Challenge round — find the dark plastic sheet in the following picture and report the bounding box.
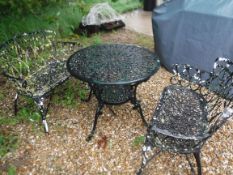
[152,0,233,72]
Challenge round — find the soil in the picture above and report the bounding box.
[0,29,233,175]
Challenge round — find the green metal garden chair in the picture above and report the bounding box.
[137,57,233,175]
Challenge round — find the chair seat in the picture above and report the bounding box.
[150,85,210,153]
[17,60,70,98]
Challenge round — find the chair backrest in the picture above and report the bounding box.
[0,30,56,82]
[171,58,233,137]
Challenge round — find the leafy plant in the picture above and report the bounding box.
[7,164,17,175]
[17,108,41,123]
[132,135,145,147]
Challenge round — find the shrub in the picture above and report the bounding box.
[0,0,63,16]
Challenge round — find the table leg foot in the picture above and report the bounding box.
[86,133,94,142]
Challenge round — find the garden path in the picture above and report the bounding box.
[122,9,153,36]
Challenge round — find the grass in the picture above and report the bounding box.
[0,0,142,43]
[111,0,142,13]
[52,79,89,108]
[81,0,142,13]
[0,134,18,158]
[132,135,145,147]
[0,98,41,127]
[7,165,17,175]
[0,3,83,42]
[0,116,19,126]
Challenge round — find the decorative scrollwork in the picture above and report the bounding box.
[170,58,233,134]
[67,44,160,84]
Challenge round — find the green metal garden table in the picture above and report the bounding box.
[67,44,160,141]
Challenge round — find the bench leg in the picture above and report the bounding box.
[35,96,52,133]
[14,93,18,116]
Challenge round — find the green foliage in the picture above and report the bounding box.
[17,108,41,123]
[0,0,141,43]
[79,0,141,13]
[0,116,19,126]
[0,4,83,42]
[52,80,88,108]
[0,134,18,158]
[0,98,41,126]
[0,0,63,16]
[7,165,17,175]
[132,135,145,147]
[0,92,5,101]
[110,0,142,13]
[92,34,103,45]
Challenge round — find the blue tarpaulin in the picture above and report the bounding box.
[152,0,233,72]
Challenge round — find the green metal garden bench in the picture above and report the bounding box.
[0,30,79,132]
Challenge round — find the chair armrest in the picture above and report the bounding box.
[2,70,27,88]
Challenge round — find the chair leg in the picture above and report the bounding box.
[14,93,18,116]
[137,148,148,175]
[137,146,162,175]
[133,100,148,127]
[35,97,49,133]
[86,102,104,141]
[193,152,202,175]
[185,155,195,175]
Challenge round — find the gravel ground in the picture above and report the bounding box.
[0,29,233,175]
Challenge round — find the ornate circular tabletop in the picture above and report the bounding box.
[67,44,160,85]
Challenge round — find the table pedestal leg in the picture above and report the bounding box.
[86,102,104,141]
[131,86,148,127]
[132,100,148,127]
